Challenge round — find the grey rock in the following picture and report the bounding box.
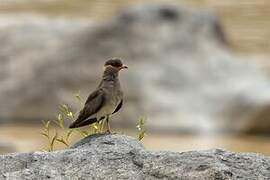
[0,4,270,133]
[0,134,270,180]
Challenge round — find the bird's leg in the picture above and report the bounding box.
[100,119,106,133]
[105,115,111,134]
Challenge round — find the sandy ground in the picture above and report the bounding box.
[0,124,270,155]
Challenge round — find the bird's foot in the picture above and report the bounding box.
[105,131,118,135]
[105,129,118,134]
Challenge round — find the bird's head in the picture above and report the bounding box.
[104,58,128,72]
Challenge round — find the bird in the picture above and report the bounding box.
[69,58,128,133]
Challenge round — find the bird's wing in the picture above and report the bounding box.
[112,99,123,114]
[85,88,104,105]
[69,117,104,129]
[69,89,105,128]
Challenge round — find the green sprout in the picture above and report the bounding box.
[41,90,147,151]
[41,120,58,152]
[136,117,147,141]
[41,90,107,151]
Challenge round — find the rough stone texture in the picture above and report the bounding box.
[0,134,269,180]
[1,4,270,133]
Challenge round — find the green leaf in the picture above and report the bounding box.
[136,117,147,141]
[59,104,69,115]
[138,130,146,141]
[57,113,64,129]
[59,104,75,121]
[93,123,98,130]
[67,111,74,118]
[78,130,89,137]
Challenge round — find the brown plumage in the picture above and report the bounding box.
[69,58,127,132]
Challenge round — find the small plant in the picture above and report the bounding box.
[41,91,147,151]
[41,91,103,151]
[136,117,147,141]
[41,120,57,152]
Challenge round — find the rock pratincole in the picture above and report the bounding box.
[69,58,128,133]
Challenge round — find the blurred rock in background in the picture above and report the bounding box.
[1,3,270,135]
[0,141,16,154]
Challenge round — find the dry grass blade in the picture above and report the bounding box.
[73,90,83,107]
[49,132,58,151]
[56,137,69,147]
[41,132,49,139]
[65,129,73,142]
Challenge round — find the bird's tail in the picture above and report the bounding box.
[69,116,104,129]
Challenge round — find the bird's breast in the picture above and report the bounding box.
[97,89,122,118]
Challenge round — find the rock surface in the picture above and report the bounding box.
[1,4,270,133]
[0,134,269,180]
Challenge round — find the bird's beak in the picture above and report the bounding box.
[120,65,128,70]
